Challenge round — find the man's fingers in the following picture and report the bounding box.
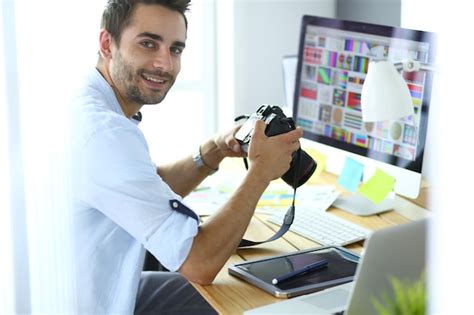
[227,138,242,153]
[252,120,266,137]
[275,127,303,144]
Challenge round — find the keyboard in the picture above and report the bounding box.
[269,206,372,246]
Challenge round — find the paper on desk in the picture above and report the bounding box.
[188,177,303,216]
[337,157,364,192]
[184,187,225,216]
[297,185,340,212]
[185,167,341,216]
[257,184,295,208]
[186,187,294,216]
[184,171,243,216]
[255,184,340,214]
[358,168,395,204]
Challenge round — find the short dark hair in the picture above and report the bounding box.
[101,0,191,45]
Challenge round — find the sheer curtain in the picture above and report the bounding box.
[0,0,110,313]
[402,0,474,313]
[424,2,474,314]
[0,3,15,313]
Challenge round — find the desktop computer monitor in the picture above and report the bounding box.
[292,15,436,214]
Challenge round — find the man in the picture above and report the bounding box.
[72,0,303,313]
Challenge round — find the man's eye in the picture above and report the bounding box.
[141,41,155,49]
[171,47,183,55]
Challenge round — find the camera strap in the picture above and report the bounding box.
[238,191,296,248]
[237,149,301,248]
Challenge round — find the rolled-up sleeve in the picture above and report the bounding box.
[79,118,199,271]
[145,210,198,271]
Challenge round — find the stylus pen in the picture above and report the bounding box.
[272,259,329,285]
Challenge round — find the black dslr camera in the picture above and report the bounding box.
[235,105,317,188]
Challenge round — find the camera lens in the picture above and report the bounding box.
[281,149,317,188]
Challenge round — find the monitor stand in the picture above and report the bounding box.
[333,193,431,219]
[333,193,394,216]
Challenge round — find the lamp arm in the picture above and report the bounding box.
[393,59,436,72]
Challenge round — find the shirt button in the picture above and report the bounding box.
[172,201,179,209]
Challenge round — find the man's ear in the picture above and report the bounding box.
[99,29,114,60]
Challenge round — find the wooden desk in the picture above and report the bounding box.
[191,170,429,314]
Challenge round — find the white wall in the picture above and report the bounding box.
[232,0,336,117]
[336,0,401,26]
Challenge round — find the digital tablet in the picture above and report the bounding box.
[228,246,360,298]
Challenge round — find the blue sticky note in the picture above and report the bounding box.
[337,157,364,192]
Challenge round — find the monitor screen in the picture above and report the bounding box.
[292,15,436,199]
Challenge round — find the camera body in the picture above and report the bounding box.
[235,105,317,188]
[235,105,294,152]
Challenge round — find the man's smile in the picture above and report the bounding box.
[140,73,170,90]
[142,74,165,83]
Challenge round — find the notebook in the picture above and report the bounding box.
[244,219,427,314]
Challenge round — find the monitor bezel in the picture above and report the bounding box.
[292,15,437,174]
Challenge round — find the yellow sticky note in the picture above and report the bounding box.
[358,168,395,204]
[304,148,327,184]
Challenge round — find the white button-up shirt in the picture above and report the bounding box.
[72,69,199,314]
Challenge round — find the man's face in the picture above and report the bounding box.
[108,4,186,106]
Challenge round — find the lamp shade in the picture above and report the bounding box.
[361,60,414,122]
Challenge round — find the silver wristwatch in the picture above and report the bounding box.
[193,147,218,175]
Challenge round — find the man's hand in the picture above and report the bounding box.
[198,124,247,170]
[159,124,247,196]
[247,120,303,182]
[213,124,247,159]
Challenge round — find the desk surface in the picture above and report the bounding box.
[191,169,430,314]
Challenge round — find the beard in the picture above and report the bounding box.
[111,50,175,105]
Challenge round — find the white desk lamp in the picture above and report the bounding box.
[361,58,435,122]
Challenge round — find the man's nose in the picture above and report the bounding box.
[152,48,173,72]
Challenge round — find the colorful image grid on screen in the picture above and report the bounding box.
[296,26,430,162]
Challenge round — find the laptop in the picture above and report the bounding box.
[244,219,427,314]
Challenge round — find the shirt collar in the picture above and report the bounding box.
[92,68,138,122]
